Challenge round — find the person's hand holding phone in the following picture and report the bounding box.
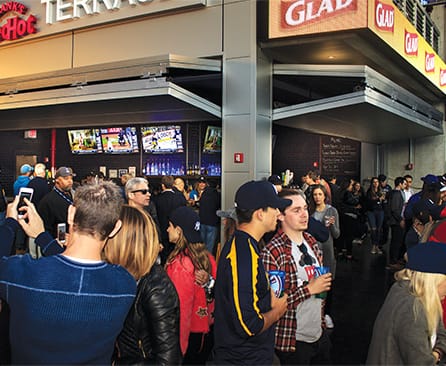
[6,195,20,220]
[17,198,45,239]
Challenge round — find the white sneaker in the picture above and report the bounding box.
[325,314,334,329]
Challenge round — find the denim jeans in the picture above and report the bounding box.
[366,209,384,245]
[200,224,218,253]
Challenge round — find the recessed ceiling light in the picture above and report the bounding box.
[328,55,335,59]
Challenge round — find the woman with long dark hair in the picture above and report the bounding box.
[165,206,217,365]
[365,177,385,255]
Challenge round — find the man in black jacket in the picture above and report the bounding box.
[388,176,407,269]
[198,177,220,253]
[154,175,187,263]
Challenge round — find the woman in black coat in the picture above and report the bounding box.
[105,205,181,365]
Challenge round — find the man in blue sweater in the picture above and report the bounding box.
[0,182,136,364]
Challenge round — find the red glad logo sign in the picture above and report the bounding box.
[374,0,394,33]
[440,69,446,87]
[404,30,418,56]
[280,0,357,28]
[425,52,435,73]
[0,1,37,43]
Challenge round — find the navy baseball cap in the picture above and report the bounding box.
[234,180,292,210]
[407,242,446,274]
[421,174,439,185]
[169,206,202,243]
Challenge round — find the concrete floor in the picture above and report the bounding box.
[330,237,395,365]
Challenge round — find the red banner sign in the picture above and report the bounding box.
[425,51,435,73]
[404,30,418,56]
[374,0,394,33]
[280,0,357,28]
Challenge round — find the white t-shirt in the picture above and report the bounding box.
[291,238,323,343]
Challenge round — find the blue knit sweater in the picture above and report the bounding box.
[0,219,136,364]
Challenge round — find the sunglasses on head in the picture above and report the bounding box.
[298,243,315,267]
[131,189,150,195]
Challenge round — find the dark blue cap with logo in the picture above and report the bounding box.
[169,206,202,243]
[234,180,292,210]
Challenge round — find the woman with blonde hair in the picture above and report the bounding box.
[367,242,446,365]
[165,206,217,365]
[105,205,181,365]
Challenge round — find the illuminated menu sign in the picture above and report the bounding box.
[0,1,38,43]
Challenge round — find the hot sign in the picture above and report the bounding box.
[0,1,38,43]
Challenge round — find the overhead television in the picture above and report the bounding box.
[67,129,102,154]
[100,127,139,154]
[141,125,184,153]
[203,126,222,153]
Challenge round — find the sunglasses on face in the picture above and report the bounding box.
[131,189,150,195]
[298,243,315,267]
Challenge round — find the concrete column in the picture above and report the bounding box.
[221,0,273,209]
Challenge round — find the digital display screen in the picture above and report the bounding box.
[141,125,184,153]
[100,127,139,154]
[67,129,102,154]
[203,126,222,153]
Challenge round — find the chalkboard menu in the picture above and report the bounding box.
[321,136,360,178]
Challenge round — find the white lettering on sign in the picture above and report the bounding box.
[440,69,446,87]
[41,0,153,24]
[374,0,393,32]
[404,30,418,56]
[282,0,356,27]
[425,52,435,73]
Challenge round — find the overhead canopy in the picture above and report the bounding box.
[272,65,443,144]
[0,54,222,130]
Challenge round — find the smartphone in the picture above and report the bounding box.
[17,187,34,218]
[57,223,66,244]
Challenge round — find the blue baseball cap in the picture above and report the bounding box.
[20,164,33,174]
[170,206,202,243]
[421,174,439,185]
[234,180,292,210]
[407,242,446,274]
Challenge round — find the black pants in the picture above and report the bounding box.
[183,330,213,365]
[275,330,331,365]
[339,214,357,256]
[390,224,405,264]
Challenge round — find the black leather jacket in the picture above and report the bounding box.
[114,264,181,365]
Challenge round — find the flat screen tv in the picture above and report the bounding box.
[141,125,184,153]
[67,129,102,154]
[203,126,222,153]
[100,127,139,154]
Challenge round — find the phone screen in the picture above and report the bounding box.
[17,191,33,216]
[57,223,66,243]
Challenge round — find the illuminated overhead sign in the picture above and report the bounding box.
[0,1,38,43]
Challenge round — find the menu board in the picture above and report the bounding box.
[321,136,360,177]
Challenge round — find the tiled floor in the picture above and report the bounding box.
[330,237,395,365]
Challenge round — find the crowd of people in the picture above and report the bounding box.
[0,163,446,364]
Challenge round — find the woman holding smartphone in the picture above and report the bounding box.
[309,183,340,329]
[105,205,181,365]
[165,206,217,365]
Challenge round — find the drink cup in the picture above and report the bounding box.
[314,266,330,299]
[268,270,286,298]
[324,215,331,227]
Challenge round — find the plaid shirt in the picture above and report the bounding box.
[261,229,325,352]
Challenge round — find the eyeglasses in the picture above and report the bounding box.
[298,243,315,267]
[131,189,150,195]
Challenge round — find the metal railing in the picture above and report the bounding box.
[393,0,440,52]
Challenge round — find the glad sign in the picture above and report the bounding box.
[374,0,394,32]
[440,69,446,87]
[281,0,357,28]
[0,1,37,43]
[404,30,418,56]
[425,52,435,73]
